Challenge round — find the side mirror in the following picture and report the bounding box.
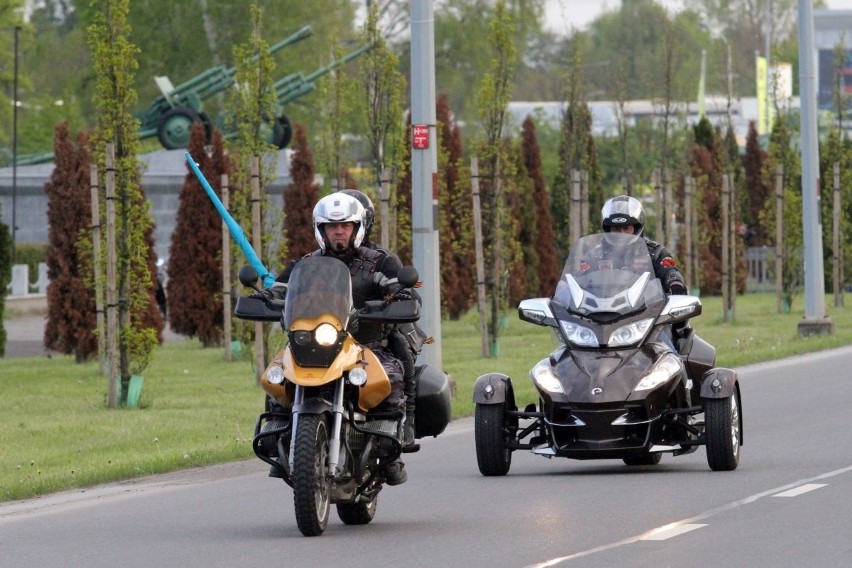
[238,265,260,288]
[398,266,419,288]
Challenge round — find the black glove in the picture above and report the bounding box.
[250,289,274,300]
[392,288,416,302]
[669,282,687,295]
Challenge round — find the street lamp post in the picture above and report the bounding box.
[11,25,20,263]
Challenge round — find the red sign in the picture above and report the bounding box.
[412,124,429,149]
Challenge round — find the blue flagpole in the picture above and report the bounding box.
[184,152,275,288]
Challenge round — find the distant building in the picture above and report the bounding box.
[814,9,852,113]
[507,96,782,147]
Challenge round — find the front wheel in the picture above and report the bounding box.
[336,496,378,525]
[292,414,332,536]
[474,403,512,476]
[704,392,741,471]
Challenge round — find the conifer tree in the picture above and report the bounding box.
[168,123,226,346]
[283,123,320,263]
[395,117,414,266]
[0,214,10,357]
[437,94,474,319]
[743,121,770,246]
[690,117,725,294]
[506,139,532,307]
[44,122,97,361]
[521,116,559,296]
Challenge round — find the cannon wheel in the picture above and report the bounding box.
[274,114,294,149]
[157,106,201,150]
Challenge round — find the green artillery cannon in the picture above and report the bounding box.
[234,41,376,150]
[136,25,313,150]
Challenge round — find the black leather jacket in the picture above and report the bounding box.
[276,246,405,345]
[645,237,687,295]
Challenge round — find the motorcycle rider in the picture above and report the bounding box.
[267,192,413,485]
[340,189,421,453]
[600,195,689,350]
[600,195,687,296]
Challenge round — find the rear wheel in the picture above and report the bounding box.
[474,403,512,476]
[292,414,331,536]
[623,453,662,466]
[336,496,378,525]
[705,392,741,471]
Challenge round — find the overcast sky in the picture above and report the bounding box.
[542,0,852,35]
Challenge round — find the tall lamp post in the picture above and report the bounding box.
[11,24,20,263]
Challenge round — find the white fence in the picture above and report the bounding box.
[6,263,48,297]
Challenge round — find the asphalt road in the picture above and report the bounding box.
[2,315,182,358]
[3,346,852,567]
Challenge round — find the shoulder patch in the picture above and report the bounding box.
[661,257,677,268]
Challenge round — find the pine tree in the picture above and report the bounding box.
[506,139,532,307]
[283,123,320,263]
[437,94,474,319]
[0,210,10,357]
[690,117,725,295]
[44,122,97,361]
[395,117,413,266]
[521,116,559,296]
[743,121,769,246]
[167,123,226,346]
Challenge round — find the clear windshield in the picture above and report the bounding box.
[553,233,665,317]
[283,256,352,329]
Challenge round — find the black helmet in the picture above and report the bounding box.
[340,189,375,240]
[601,195,645,237]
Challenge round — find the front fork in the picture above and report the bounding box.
[288,380,347,478]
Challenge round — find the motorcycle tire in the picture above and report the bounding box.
[704,393,741,471]
[474,403,512,476]
[292,414,332,536]
[336,497,378,525]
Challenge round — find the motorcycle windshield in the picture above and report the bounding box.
[283,256,352,329]
[553,233,665,317]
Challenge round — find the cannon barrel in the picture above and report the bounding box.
[274,42,375,105]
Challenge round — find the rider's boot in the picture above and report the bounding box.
[383,458,408,486]
[401,357,420,453]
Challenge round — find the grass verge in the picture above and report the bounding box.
[1,292,849,501]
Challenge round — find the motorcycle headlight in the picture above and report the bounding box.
[559,321,599,347]
[314,323,339,346]
[634,353,683,392]
[531,359,564,394]
[266,365,285,385]
[348,367,368,386]
[608,318,653,347]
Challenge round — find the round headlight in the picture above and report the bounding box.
[292,330,311,346]
[266,366,285,385]
[314,323,339,346]
[349,367,368,386]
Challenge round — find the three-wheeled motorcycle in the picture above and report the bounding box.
[473,233,742,475]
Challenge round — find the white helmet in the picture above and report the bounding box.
[312,193,366,253]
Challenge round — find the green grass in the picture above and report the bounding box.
[2,292,851,502]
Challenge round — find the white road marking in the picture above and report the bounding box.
[772,483,827,497]
[639,523,706,541]
[525,463,852,567]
